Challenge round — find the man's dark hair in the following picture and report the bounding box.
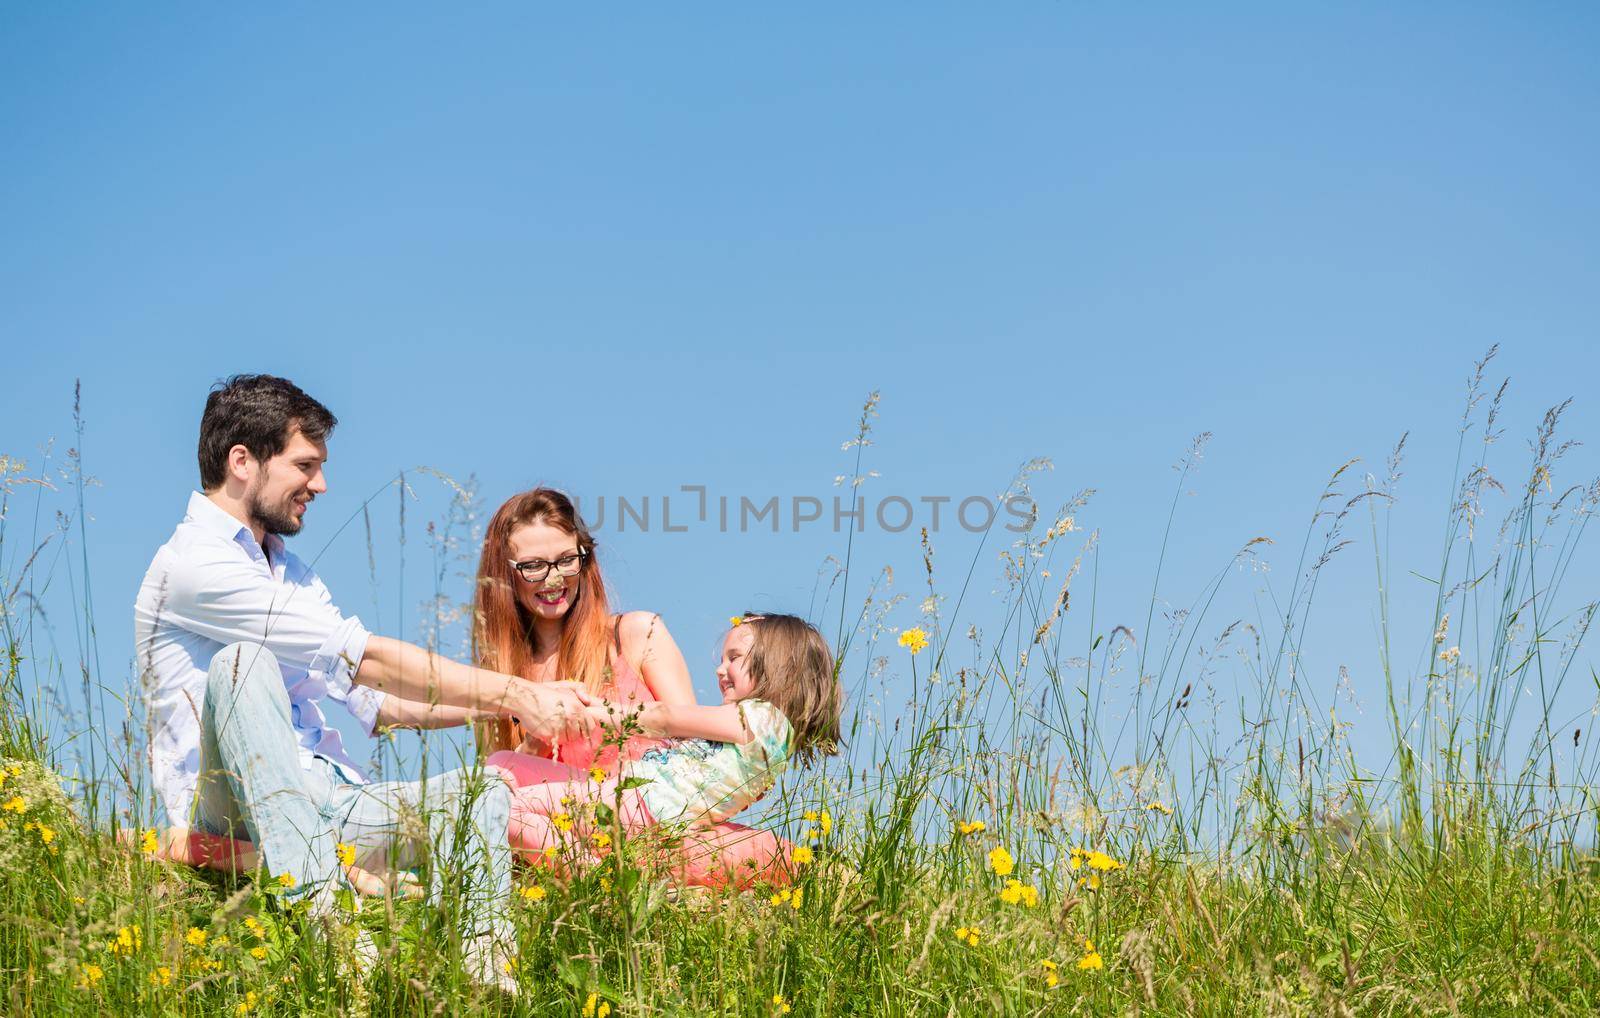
[198,375,338,490]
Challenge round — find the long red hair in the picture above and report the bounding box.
[474,488,615,754]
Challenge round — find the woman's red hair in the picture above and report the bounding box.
[474,488,615,754]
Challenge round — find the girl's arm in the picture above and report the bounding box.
[585,699,751,744]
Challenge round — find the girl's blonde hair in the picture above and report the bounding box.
[736,613,842,765]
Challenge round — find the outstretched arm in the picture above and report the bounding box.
[357,635,591,744]
[584,697,752,745]
[373,693,485,730]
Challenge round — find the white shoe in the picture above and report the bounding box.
[462,933,520,996]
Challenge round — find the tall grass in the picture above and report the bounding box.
[2,349,1599,1015]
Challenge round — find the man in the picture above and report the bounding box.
[133,374,585,990]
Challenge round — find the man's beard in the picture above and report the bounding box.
[247,484,307,537]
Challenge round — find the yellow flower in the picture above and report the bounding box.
[803,810,818,823]
[593,832,612,851]
[818,811,832,836]
[1146,802,1173,816]
[957,820,986,835]
[582,992,601,1017]
[1077,872,1103,891]
[1086,850,1123,872]
[24,821,54,844]
[730,616,744,627]
[953,925,981,947]
[789,887,803,909]
[185,927,207,948]
[1021,885,1038,908]
[897,627,929,654]
[999,880,1023,905]
[769,889,790,906]
[78,962,105,988]
[236,990,260,1014]
[110,925,142,956]
[335,842,356,867]
[552,812,575,833]
[791,846,814,866]
[805,827,821,842]
[520,884,547,902]
[250,946,267,960]
[2,795,25,813]
[589,766,607,783]
[140,828,161,854]
[150,966,173,987]
[772,993,792,1014]
[1077,942,1104,971]
[597,1004,611,1018]
[987,846,1014,877]
[1040,958,1059,986]
[276,873,296,889]
[244,916,266,938]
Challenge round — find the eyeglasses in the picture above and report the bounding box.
[508,549,587,584]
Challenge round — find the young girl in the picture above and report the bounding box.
[488,613,841,847]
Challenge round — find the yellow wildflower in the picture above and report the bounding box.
[335,842,356,867]
[987,846,1014,877]
[185,927,207,948]
[276,873,296,889]
[582,992,603,1017]
[772,993,792,1014]
[791,846,814,866]
[2,795,25,813]
[818,811,832,836]
[1146,802,1173,816]
[1086,850,1123,872]
[999,880,1023,905]
[245,916,266,938]
[897,627,929,655]
[236,990,259,1014]
[789,887,803,909]
[1040,958,1059,987]
[24,820,54,844]
[953,925,981,947]
[957,820,986,835]
[730,616,744,627]
[805,827,821,842]
[1077,872,1103,891]
[78,962,105,988]
[150,966,173,987]
[552,812,575,833]
[110,925,142,956]
[589,766,607,783]
[140,828,161,854]
[543,845,559,860]
[593,832,612,851]
[520,884,547,902]
[803,810,818,823]
[250,946,267,960]
[769,889,790,906]
[1077,939,1104,971]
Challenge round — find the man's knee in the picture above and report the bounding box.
[206,643,284,706]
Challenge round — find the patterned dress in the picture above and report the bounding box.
[625,699,793,826]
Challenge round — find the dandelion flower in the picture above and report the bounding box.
[769,889,791,906]
[552,812,575,833]
[520,884,547,903]
[772,993,792,1013]
[819,811,832,836]
[953,925,982,947]
[276,873,296,889]
[1040,958,1059,987]
[2,796,24,814]
[78,962,105,988]
[791,846,814,866]
[789,887,803,909]
[335,842,356,867]
[1077,872,1103,891]
[958,820,986,835]
[999,880,1023,905]
[897,628,929,655]
[987,846,1014,877]
[236,990,259,1014]
[250,946,267,960]
[543,845,559,860]
[185,927,207,948]
[803,810,818,823]
[1086,850,1123,872]
[1146,802,1173,816]
[140,829,161,854]
[245,917,266,938]
[589,766,607,783]
[592,831,612,851]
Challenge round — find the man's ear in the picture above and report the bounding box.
[226,444,255,485]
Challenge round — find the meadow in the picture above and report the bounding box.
[2,352,1598,1016]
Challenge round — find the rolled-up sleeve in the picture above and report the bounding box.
[309,615,384,734]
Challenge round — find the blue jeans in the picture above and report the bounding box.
[194,642,512,940]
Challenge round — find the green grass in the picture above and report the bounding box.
[2,352,1599,1015]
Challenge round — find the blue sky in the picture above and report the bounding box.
[2,5,1598,786]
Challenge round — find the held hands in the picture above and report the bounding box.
[501,678,593,745]
[571,687,644,733]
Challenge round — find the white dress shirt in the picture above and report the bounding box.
[134,492,386,824]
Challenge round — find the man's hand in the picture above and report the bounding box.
[500,678,592,745]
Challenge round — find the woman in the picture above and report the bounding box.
[475,487,795,889]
